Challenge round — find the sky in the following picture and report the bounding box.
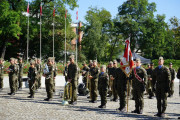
[69,0,180,24]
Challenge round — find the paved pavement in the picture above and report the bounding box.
[0,79,180,120]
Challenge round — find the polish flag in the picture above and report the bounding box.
[27,2,29,14]
[65,9,67,18]
[76,8,78,20]
[53,7,55,17]
[40,3,42,16]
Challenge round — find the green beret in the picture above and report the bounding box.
[69,55,75,59]
[159,56,163,60]
[30,60,35,65]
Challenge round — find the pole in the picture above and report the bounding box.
[53,17,54,58]
[76,23,78,64]
[65,13,66,65]
[27,11,29,63]
[126,77,130,112]
[40,2,42,60]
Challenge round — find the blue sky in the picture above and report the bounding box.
[69,0,180,24]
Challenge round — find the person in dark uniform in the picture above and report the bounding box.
[81,62,89,88]
[36,58,42,89]
[98,65,109,108]
[18,57,24,90]
[146,62,154,99]
[107,61,113,97]
[131,58,147,114]
[152,57,171,117]
[27,60,38,98]
[115,62,128,112]
[8,58,17,95]
[67,55,78,105]
[168,62,176,97]
[63,61,70,82]
[89,60,99,103]
[0,58,4,91]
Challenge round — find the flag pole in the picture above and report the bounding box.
[27,2,29,63]
[65,9,67,65]
[76,8,78,64]
[40,2,42,60]
[53,9,55,58]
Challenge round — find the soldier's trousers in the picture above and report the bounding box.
[29,80,36,96]
[112,80,118,100]
[117,87,127,109]
[90,79,98,101]
[9,76,16,93]
[108,79,113,96]
[53,78,55,92]
[133,88,144,110]
[146,80,154,97]
[70,80,77,102]
[0,77,3,89]
[99,88,107,105]
[168,81,174,96]
[18,76,22,88]
[45,78,53,99]
[15,76,18,91]
[156,87,167,113]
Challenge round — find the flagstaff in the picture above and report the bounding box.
[27,2,29,63]
[53,7,55,58]
[40,2,42,60]
[65,9,67,65]
[76,8,78,64]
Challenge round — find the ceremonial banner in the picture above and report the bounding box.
[76,8,78,20]
[53,7,55,16]
[27,2,29,14]
[120,37,134,77]
[40,3,42,16]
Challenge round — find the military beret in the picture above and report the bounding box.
[101,65,106,69]
[82,61,86,65]
[93,60,97,63]
[89,60,92,63]
[10,58,15,61]
[150,62,154,66]
[19,57,23,60]
[0,58,4,61]
[159,56,163,60]
[136,58,141,62]
[113,60,117,64]
[37,58,41,60]
[169,62,173,65]
[109,61,113,64]
[69,55,75,59]
[30,60,35,65]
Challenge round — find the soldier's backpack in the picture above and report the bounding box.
[78,83,89,96]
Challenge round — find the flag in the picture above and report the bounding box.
[53,7,55,17]
[27,2,29,14]
[120,37,134,77]
[40,3,42,16]
[76,8,78,20]
[65,9,67,18]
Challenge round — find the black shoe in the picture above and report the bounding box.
[131,109,139,113]
[44,98,52,101]
[71,101,77,105]
[87,96,90,98]
[137,109,143,114]
[168,94,171,97]
[120,107,126,112]
[113,99,118,102]
[98,105,106,108]
[154,112,161,117]
[27,95,34,98]
[69,101,73,104]
[8,93,15,95]
[92,100,97,103]
[89,100,93,103]
[160,113,165,117]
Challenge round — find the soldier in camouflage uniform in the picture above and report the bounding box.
[35,58,42,89]
[89,60,99,103]
[52,58,57,93]
[115,63,127,112]
[153,57,171,117]
[14,59,19,92]
[81,62,89,88]
[107,61,113,97]
[67,55,78,105]
[43,58,54,101]
[146,62,154,99]
[87,60,93,99]
[63,61,70,82]
[168,62,176,97]
[98,65,109,108]
[0,58,4,91]
[8,58,17,95]
[27,60,38,98]
[18,57,24,90]
[131,58,147,114]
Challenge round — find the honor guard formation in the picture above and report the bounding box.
[0,56,180,119]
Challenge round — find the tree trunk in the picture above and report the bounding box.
[0,40,7,59]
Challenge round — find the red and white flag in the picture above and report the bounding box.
[40,3,42,16]
[27,2,29,14]
[120,37,134,77]
[76,8,78,20]
[65,9,67,18]
[53,7,55,17]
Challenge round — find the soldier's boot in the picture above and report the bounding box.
[138,109,143,114]
[154,107,162,117]
[28,94,34,98]
[131,108,139,113]
[98,101,106,108]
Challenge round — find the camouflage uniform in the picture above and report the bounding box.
[82,65,89,88]
[18,61,24,89]
[131,66,147,114]
[146,67,154,98]
[36,62,42,89]
[107,65,113,97]
[53,63,57,92]
[98,71,109,107]
[152,65,171,116]
[168,66,175,97]
[111,66,118,101]
[115,68,127,111]
[0,58,4,90]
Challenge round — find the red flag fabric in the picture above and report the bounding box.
[120,38,134,77]
[65,9,67,18]
[76,8,78,20]
[27,2,29,13]
[53,7,55,16]
[40,3,42,16]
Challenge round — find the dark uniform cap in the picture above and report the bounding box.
[136,58,141,62]
[169,62,173,65]
[159,56,163,60]
[69,55,75,59]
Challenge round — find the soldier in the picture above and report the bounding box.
[0,58,4,91]
[63,61,70,82]
[43,58,54,101]
[107,61,113,97]
[81,61,89,88]
[168,62,176,97]
[98,65,109,108]
[87,60,93,98]
[35,58,42,89]
[131,58,147,114]
[88,60,93,68]
[89,60,99,103]
[67,55,78,105]
[115,62,128,112]
[110,60,118,101]
[146,62,154,99]
[152,57,171,117]
[8,58,17,95]
[18,57,24,90]
[14,59,19,92]
[52,58,57,93]
[27,60,38,98]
